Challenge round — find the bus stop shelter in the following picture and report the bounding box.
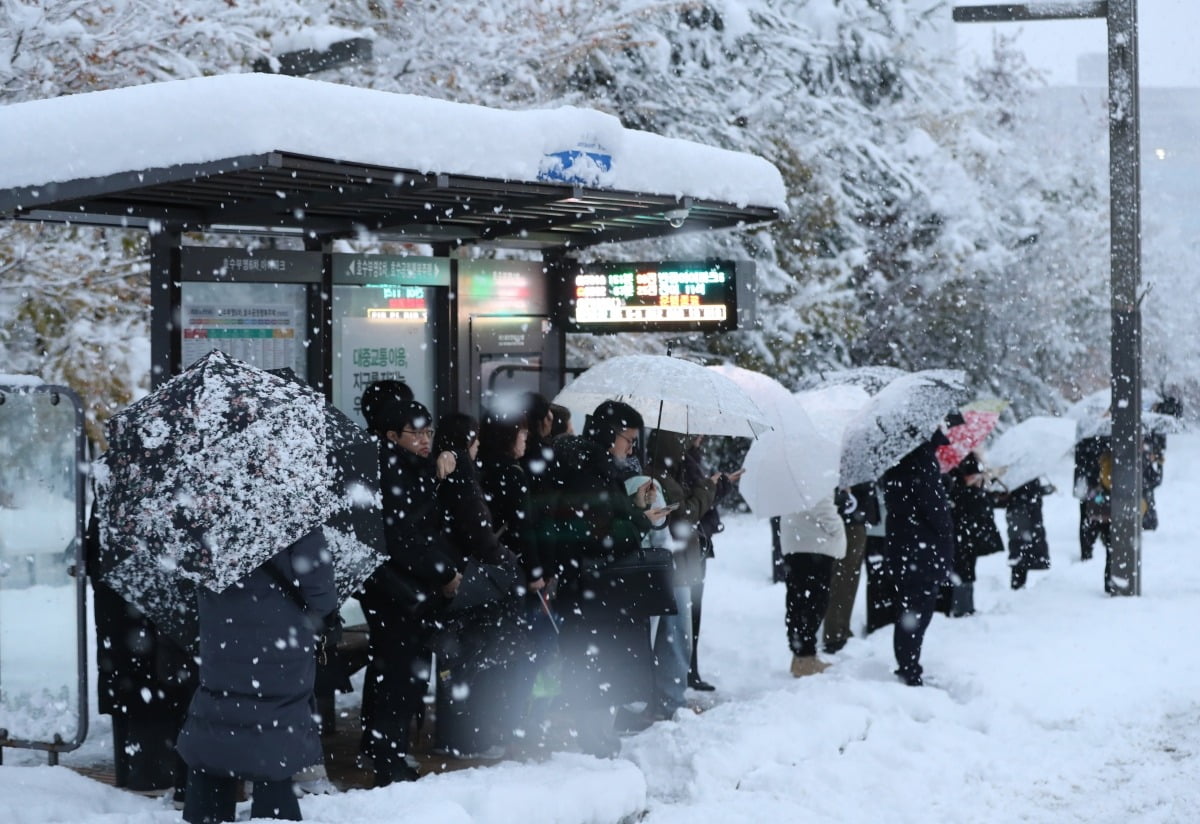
[0,73,783,763]
[0,73,785,421]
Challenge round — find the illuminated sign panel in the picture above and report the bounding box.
[566,261,738,333]
[364,285,430,321]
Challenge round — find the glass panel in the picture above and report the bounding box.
[180,281,309,378]
[0,387,83,747]
[332,284,438,426]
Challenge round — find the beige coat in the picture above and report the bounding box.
[779,497,847,559]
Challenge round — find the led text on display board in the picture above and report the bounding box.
[566,261,737,333]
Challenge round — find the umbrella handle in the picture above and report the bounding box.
[537,590,559,634]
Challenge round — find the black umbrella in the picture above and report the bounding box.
[94,351,385,651]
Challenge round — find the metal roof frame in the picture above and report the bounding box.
[0,150,779,250]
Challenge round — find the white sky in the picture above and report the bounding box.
[953,0,1200,87]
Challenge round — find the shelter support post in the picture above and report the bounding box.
[149,226,183,389]
[953,0,1143,595]
[1107,0,1142,596]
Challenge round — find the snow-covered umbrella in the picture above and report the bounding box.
[553,354,771,438]
[839,369,972,488]
[93,350,386,651]
[796,365,909,395]
[1066,388,1184,441]
[985,416,1077,491]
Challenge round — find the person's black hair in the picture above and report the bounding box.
[585,400,644,449]
[433,412,479,456]
[549,403,572,439]
[521,391,553,435]
[954,452,981,478]
[479,408,527,461]
[361,379,415,435]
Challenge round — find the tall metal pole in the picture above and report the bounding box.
[954,2,1143,595]
[1106,0,1142,596]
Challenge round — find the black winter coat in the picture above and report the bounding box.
[479,453,545,581]
[436,451,517,569]
[176,529,336,781]
[946,475,1005,582]
[1002,479,1052,567]
[882,441,954,586]
[358,440,459,615]
[540,434,650,588]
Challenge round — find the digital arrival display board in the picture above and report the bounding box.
[566,260,741,333]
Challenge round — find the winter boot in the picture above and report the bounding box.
[1011,565,1028,590]
[790,655,830,678]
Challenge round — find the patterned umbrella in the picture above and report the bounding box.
[936,399,1008,473]
[93,350,385,651]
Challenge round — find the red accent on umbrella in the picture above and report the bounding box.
[937,408,1001,473]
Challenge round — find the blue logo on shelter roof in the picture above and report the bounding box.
[539,142,613,186]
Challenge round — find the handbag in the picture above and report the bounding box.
[443,559,522,615]
[587,547,678,617]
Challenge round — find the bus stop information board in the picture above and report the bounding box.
[566,261,738,333]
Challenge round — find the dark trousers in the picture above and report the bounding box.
[688,553,707,679]
[1079,501,1105,559]
[182,768,299,823]
[864,535,895,634]
[435,606,537,754]
[824,522,867,651]
[360,609,430,776]
[893,582,938,681]
[783,553,835,657]
[770,517,786,583]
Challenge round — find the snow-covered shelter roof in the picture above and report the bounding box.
[0,74,785,249]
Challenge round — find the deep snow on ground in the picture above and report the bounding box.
[3,433,1199,823]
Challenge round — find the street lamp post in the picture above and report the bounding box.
[953,2,1142,595]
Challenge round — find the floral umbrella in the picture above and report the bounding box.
[936,398,1008,473]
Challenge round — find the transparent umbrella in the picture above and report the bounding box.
[554,354,771,437]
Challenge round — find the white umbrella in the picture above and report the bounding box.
[794,384,872,444]
[554,354,771,438]
[984,416,1077,490]
[1066,388,1183,441]
[839,369,971,487]
[741,394,840,517]
[706,363,796,428]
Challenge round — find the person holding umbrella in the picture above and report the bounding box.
[540,400,669,756]
[356,392,462,786]
[176,528,336,823]
[940,452,1004,618]
[882,427,956,687]
[644,429,718,717]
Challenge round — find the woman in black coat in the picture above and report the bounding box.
[882,430,955,687]
[356,396,462,786]
[1000,478,1054,589]
[429,413,531,757]
[85,505,194,796]
[540,401,664,756]
[479,410,546,587]
[176,528,336,823]
[942,453,1005,616]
